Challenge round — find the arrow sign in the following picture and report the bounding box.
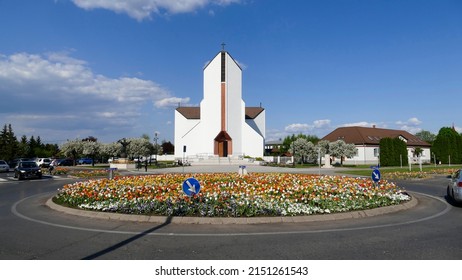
[372,169,381,183]
[182,177,201,197]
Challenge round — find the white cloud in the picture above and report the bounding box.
[0,51,188,142]
[285,119,331,133]
[396,117,422,126]
[71,0,241,21]
[396,117,423,134]
[155,97,191,108]
[285,123,311,133]
[342,121,376,128]
[313,119,331,128]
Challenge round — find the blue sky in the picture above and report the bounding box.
[1,0,461,145]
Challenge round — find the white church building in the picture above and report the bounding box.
[174,49,265,161]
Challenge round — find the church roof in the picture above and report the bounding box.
[176,106,264,120]
[322,126,431,147]
[176,107,200,119]
[245,107,264,119]
[203,51,242,71]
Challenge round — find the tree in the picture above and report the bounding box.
[380,138,408,167]
[0,124,19,162]
[412,147,424,158]
[126,138,153,159]
[432,127,462,164]
[161,141,174,154]
[81,140,102,166]
[415,130,436,144]
[288,138,316,164]
[316,140,330,156]
[281,134,319,155]
[329,140,357,166]
[82,136,97,142]
[101,142,122,161]
[60,139,83,165]
[18,135,29,158]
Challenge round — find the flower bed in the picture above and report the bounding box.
[53,173,410,217]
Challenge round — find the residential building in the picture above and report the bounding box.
[322,126,432,165]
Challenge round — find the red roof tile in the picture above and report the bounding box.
[322,126,431,147]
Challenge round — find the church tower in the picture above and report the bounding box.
[174,47,265,160]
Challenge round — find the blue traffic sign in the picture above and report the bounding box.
[371,169,381,183]
[182,177,201,196]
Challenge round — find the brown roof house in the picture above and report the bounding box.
[322,126,431,165]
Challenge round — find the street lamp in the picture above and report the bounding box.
[154,132,158,165]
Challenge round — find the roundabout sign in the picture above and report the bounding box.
[371,168,381,183]
[182,177,201,196]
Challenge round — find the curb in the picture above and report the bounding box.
[46,194,417,225]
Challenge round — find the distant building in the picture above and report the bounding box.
[264,139,284,155]
[174,49,265,160]
[322,126,432,165]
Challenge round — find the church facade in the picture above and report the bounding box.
[174,50,265,159]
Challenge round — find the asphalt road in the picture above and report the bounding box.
[0,168,461,260]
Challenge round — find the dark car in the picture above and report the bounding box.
[78,158,93,164]
[57,158,74,166]
[14,161,42,180]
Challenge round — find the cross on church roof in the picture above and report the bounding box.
[221,42,226,51]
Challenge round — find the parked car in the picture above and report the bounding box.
[0,160,10,172]
[56,158,74,166]
[14,161,42,180]
[448,169,462,204]
[36,158,52,168]
[108,157,118,163]
[78,158,93,164]
[9,158,31,167]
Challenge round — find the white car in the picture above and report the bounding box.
[0,160,10,172]
[447,169,462,204]
[36,158,52,168]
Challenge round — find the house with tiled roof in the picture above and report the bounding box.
[174,49,265,159]
[322,126,431,165]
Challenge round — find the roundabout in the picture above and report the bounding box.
[51,172,411,218]
[13,190,448,237]
[2,167,461,259]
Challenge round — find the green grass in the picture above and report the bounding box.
[338,165,462,177]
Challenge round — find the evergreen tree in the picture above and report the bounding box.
[161,141,174,154]
[0,124,19,162]
[380,138,408,167]
[28,136,37,158]
[432,127,462,164]
[18,135,29,158]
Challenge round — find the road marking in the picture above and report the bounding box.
[11,191,452,237]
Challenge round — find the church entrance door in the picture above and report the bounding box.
[214,131,232,157]
[217,141,228,157]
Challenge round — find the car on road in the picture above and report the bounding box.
[36,158,52,168]
[14,161,42,180]
[56,158,74,166]
[9,158,32,168]
[0,160,10,172]
[448,169,462,204]
[78,158,93,165]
